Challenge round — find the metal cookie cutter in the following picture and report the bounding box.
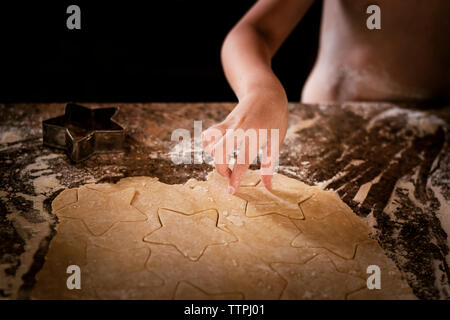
[43,103,125,162]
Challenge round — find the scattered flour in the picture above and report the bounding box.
[0,128,23,144]
[1,153,66,298]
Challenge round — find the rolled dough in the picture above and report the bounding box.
[32,170,416,300]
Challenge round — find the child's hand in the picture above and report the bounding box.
[203,0,313,193]
[202,88,288,194]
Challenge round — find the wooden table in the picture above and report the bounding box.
[0,102,449,299]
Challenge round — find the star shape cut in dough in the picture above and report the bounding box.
[84,245,164,299]
[272,255,365,300]
[226,215,318,264]
[174,281,244,300]
[89,220,159,251]
[235,173,315,219]
[143,208,237,261]
[291,212,368,259]
[52,188,79,211]
[57,186,146,235]
[329,240,417,300]
[205,170,261,188]
[299,191,371,237]
[299,191,348,220]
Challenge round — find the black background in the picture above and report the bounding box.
[0,1,322,102]
[0,299,433,319]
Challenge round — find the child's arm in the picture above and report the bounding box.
[203,0,315,193]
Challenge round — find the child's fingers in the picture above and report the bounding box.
[228,163,250,194]
[261,174,273,190]
[260,130,280,190]
[210,130,235,179]
[260,144,274,190]
[228,134,258,193]
[224,129,259,191]
[202,125,232,179]
[216,163,232,180]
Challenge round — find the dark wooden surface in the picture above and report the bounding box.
[0,102,449,299]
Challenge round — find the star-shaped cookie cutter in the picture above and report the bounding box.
[42,103,125,162]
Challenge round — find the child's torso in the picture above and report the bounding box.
[302,0,450,103]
